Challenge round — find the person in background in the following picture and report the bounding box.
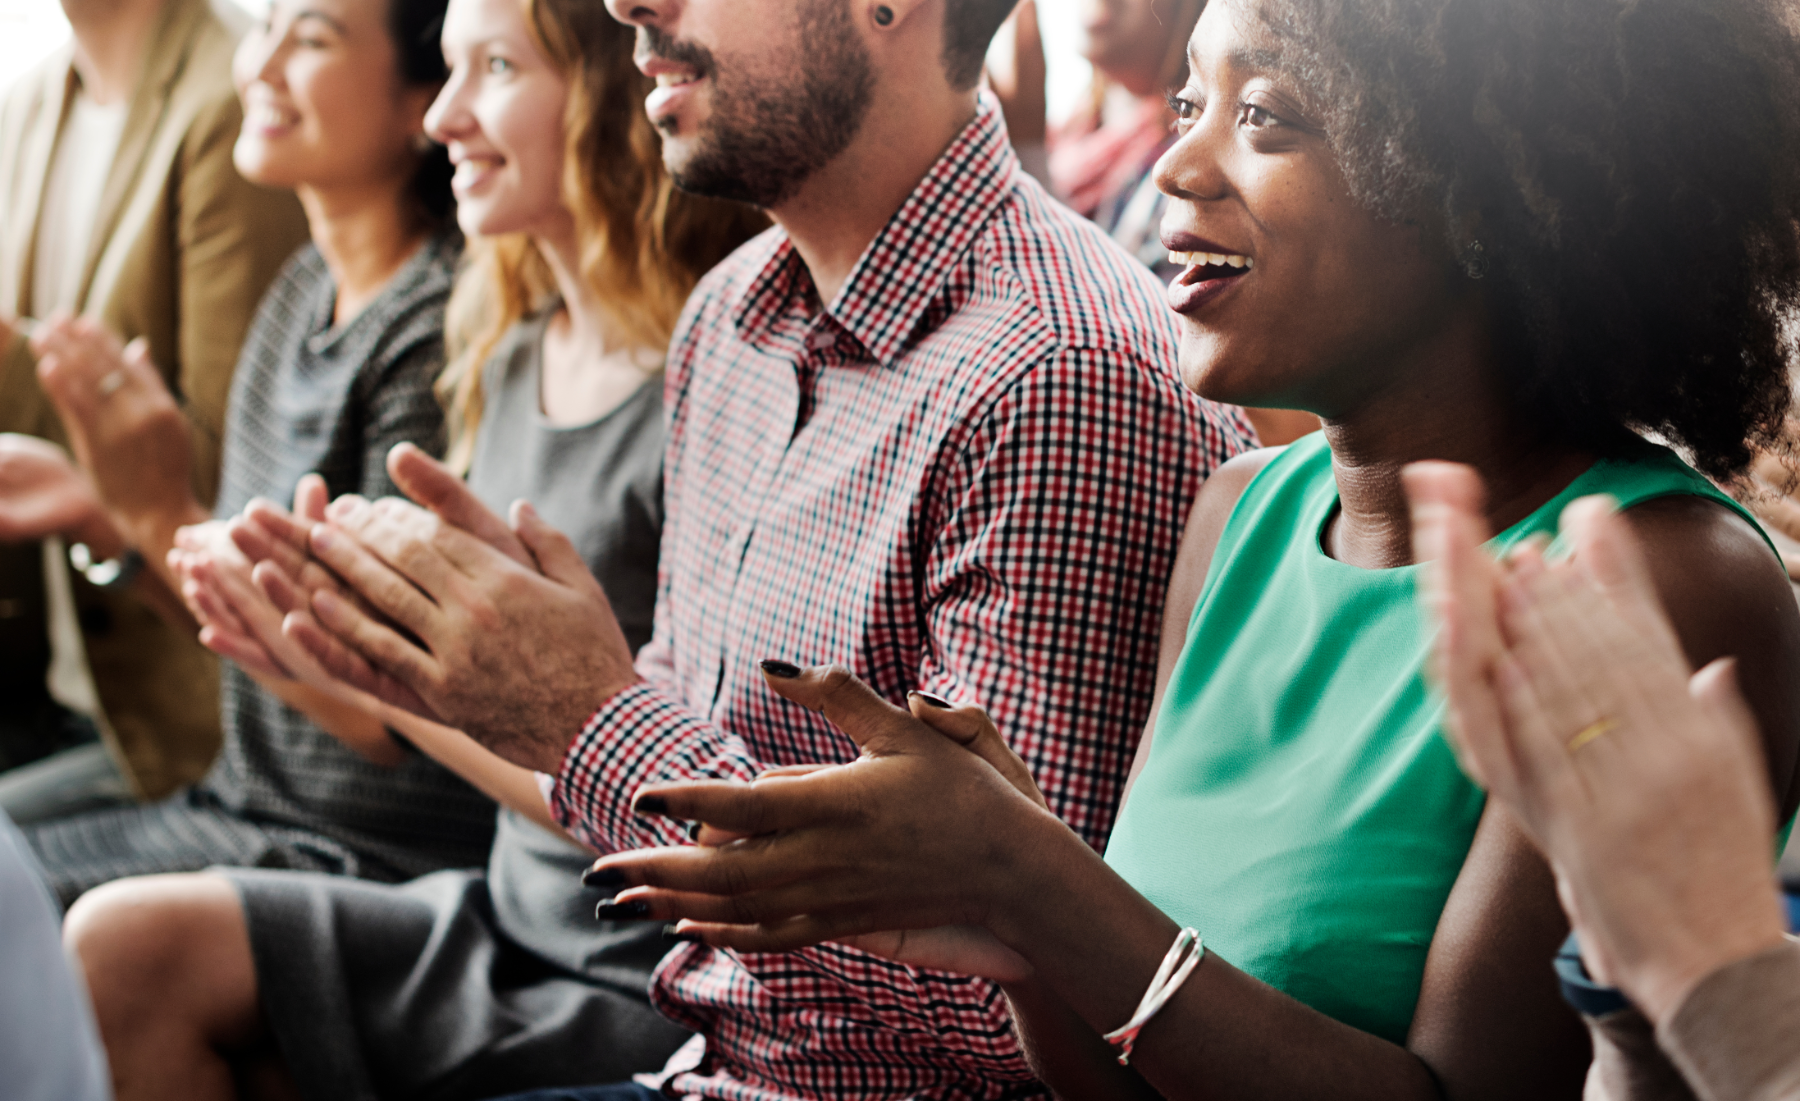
[59,0,765,1094]
[14,0,498,911]
[0,0,308,813]
[1408,461,1799,1101]
[992,0,1317,445]
[574,0,1800,1097]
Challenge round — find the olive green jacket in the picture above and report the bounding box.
[0,0,309,798]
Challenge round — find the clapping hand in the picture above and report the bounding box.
[32,315,195,549]
[1406,461,1789,1025]
[233,443,640,772]
[584,664,1071,984]
[0,433,117,551]
[171,474,340,685]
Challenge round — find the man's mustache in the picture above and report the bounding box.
[636,25,714,74]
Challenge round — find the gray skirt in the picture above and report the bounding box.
[222,866,691,1101]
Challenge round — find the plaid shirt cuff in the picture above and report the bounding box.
[549,680,754,853]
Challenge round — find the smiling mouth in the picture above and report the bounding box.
[1166,250,1254,315]
[1170,250,1254,279]
[246,104,298,130]
[655,70,703,89]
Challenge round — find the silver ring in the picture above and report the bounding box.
[97,369,128,397]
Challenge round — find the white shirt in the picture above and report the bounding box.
[32,87,126,719]
[31,89,127,319]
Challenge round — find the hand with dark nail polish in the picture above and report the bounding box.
[595,898,651,920]
[760,659,802,678]
[582,866,626,890]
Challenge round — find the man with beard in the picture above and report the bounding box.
[239,0,1255,1098]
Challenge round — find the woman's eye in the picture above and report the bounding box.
[1166,92,1202,132]
[1239,102,1282,130]
[486,56,514,75]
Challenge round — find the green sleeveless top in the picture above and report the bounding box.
[1103,432,1774,1044]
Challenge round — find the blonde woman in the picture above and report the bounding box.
[59,0,762,1097]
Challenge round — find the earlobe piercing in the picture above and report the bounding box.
[874,5,895,26]
[1462,239,1489,281]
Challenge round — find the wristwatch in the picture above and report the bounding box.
[69,542,145,590]
[1554,931,1631,1017]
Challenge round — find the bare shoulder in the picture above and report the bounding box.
[1622,495,1800,815]
[1166,447,1288,620]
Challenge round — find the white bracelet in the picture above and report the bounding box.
[1102,927,1204,1066]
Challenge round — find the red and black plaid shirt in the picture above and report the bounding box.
[550,96,1255,1101]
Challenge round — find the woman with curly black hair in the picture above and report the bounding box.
[575,0,1800,1098]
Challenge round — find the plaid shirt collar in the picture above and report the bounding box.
[731,92,1020,369]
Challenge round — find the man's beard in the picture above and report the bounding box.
[640,2,875,209]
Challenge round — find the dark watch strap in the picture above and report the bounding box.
[1555,931,1632,1018]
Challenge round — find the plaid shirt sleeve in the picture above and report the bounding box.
[549,341,1241,859]
[913,344,1233,850]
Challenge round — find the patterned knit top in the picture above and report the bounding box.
[202,233,496,879]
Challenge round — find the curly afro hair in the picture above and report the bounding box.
[1244,0,1800,479]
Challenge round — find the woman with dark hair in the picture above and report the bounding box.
[579,0,1800,1098]
[53,0,766,1097]
[14,0,494,910]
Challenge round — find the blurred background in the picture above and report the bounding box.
[0,0,1096,119]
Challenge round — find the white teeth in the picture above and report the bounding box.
[1168,250,1254,270]
[656,72,697,88]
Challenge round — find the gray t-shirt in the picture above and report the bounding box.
[466,311,666,978]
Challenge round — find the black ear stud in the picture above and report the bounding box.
[875,5,895,26]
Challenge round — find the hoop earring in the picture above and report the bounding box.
[874,5,895,26]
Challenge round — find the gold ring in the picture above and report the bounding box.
[1566,718,1618,754]
[97,370,128,397]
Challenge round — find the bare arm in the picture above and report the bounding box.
[380,709,576,842]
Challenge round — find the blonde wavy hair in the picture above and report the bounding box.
[439,0,768,471]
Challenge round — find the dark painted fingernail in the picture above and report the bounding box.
[912,690,954,709]
[686,820,702,842]
[582,866,625,889]
[662,923,704,943]
[595,899,651,920]
[634,794,671,817]
[760,659,802,679]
